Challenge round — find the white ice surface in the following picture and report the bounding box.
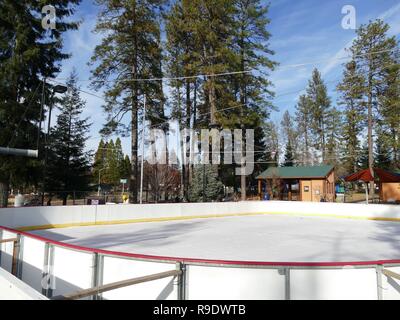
[30,214,400,262]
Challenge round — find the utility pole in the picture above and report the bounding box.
[139,95,146,204]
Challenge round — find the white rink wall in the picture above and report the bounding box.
[0,201,400,300]
[1,201,400,229]
[0,267,47,300]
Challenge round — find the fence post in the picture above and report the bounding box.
[12,234,24,279]
[176,262,186,300]
[11,235,21,277]
[91,253,104,300]
[376,265,383,300]
[42,243,55,298]
[285,267,291,300]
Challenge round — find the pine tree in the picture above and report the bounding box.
[93,139,106,184]
[263,121,279,167]
[93,138,130,187]
[165,0,195,200]
[104,139,119,185]
[305,68,332,162]
[325,107,343,166]
[375,129,391,170]
[189,164,224,202]
[348,19,398,197]
[165,0,236,199]
[295,94,312,165]
[358,141,369,169]
[90,0,166,203]
[0,0,81,206]
[378,52,400,169]
[283,142,294,167]
[46,71,92,205]
[337,60,366,174]
[281,110,297,164]
[120,155,131,181]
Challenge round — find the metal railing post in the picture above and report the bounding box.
[91,253,104,300]
[14,234,24,279]
[285,267,291,300]
[376,265,383,300]
[176,262,187,300]
[42,243,55,298]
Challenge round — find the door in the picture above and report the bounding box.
[301,180,312,202]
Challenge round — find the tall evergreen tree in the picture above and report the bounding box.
[93,139,106,184]
[358,141,369,169]
[378,51,400,169]
[348,19,398,197]
[295,94,312,165]
[283,142,294,167]
[165,0,197,200]
[0,0,81,206]
[325,107,343,166]
[120,155,132,181]
[305,68,331,163]
[93,138,130,187]
[337,60,366,174]
[46,71,92,205]
[104,139,119,185]
[165,0,235,199]
[189,164,224,202]
[281,110,297,164]
[263,121,279,167]
[230,0,276,199]
[90,0,167,203]
[375,129,391,170]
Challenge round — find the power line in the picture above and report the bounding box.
[51,47,399,84]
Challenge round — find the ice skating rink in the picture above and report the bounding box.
[30,214,400,262]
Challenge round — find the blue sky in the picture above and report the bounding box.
[54,0,400,156]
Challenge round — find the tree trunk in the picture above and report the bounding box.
[0,180,9,208]
[185,79,191,200]
[62,195,67,206]
[130,5,139,203]
[367,60,374,201]
[240,34,246,201]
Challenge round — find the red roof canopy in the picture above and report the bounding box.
[345,169,374,182]
[345,168,400,183]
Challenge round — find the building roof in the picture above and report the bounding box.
[345,168,400,183]
[256,165,334,180]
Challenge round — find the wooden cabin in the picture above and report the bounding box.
[256,165,335,202]
[381,182,400,203]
